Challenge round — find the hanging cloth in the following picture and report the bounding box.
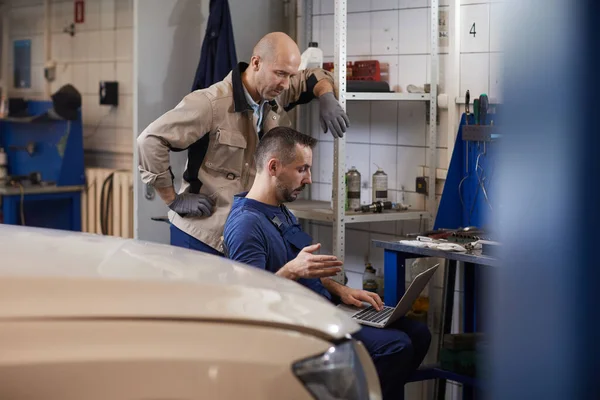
[191,0,238,91]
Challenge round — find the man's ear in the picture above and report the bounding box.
[267,158,279,176]
[250,55,261,71]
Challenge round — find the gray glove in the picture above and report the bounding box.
[318,92,350,139]
[168,192,215,218]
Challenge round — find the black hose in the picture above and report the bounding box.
[100,172,115,235]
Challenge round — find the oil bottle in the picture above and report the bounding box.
[345,166,361,211]
[372,165,388,202]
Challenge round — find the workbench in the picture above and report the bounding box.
[0,100,85,232]
[0,184,84,231]
[372,239,499,400]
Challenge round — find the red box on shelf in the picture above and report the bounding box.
[321,60,381,81]
[350,60,381,81]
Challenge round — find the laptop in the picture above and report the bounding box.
[338,263,439,329]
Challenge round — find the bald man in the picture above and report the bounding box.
[138,32,349,255]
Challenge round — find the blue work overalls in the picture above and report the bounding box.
[262,205,432,400]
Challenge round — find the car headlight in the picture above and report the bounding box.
[292,340,370,400]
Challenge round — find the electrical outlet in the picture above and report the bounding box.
[99,81,119,106]
[416,177,428,195]
[44,61,56,82]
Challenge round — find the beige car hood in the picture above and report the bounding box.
[0,225,360,340]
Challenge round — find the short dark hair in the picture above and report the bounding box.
[255,127,317,171]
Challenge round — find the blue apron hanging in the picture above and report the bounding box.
[191,0,238,92]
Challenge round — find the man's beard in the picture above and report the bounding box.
[275,179,305,203]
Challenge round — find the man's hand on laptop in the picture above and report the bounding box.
[340,288,384,312]
[278,243,343,280]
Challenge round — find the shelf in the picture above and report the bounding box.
[347,92,431,101]
[288,200,429,223]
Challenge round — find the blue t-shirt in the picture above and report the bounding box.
[223,193,331,300]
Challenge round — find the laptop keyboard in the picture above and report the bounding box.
[353,306,395,324]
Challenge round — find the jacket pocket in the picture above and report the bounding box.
[204,129,247,178]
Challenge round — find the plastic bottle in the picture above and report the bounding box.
[299,42,323,70]
[362,263,378,294]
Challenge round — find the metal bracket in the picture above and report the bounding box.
[462,125,498,142]
[144,183,155,200]
[63,23,75,37]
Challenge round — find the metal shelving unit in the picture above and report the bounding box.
[291,0,439,267]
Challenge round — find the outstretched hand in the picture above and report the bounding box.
[283,243,343,280]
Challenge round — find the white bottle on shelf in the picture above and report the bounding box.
[299,42,323,70]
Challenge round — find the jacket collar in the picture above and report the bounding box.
[232,62,279,113]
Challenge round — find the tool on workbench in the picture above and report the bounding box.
[355,200,408,213]
[479,93,489,154]
[9,142,36,156]
[464,90,471,175]
[8,171,42,185]
[473,98,480,125]
[465,90,470,125]
[478,94,488,126]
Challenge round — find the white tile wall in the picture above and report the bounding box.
[317,140,333,184]
[370,102,398,145]
[489,52,503,101]
[345,102,371,143]
[399,0,429,8]
[5,0,134,167]
[398,9,429,54]
[398,55,428,92]
[489,2,506,52]
[373,0,401,11]
[371,11,399,55]
[348,13,372,56]
[460,52,489,96]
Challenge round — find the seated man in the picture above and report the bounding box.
[223,126,431,400]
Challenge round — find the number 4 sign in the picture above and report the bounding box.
[461,4,489,53]
[75,0,85,24]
